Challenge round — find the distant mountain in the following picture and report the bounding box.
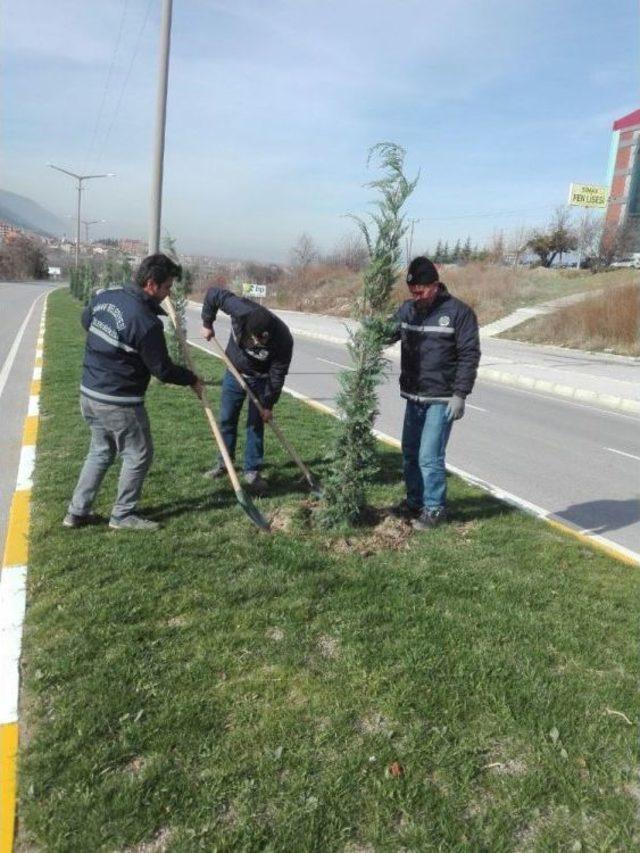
[0,189,66,238]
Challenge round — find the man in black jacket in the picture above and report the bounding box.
[64,254,204,531]
[389,256,480,530]
[201,288,293,494]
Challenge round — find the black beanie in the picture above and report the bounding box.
[245,307,275,337]
[406,256,439,286]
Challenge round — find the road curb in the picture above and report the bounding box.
[187,336,640,569]
[0,296,47,853]
[187,301,639,415]
[476,366,640,415]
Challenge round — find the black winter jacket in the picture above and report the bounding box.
[80,285,196,405]
[389,284,480,402]
[201,288,293,409]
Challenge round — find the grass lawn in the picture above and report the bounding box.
[19,291,640,851]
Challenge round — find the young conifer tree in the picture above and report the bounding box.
[321,143,418,526]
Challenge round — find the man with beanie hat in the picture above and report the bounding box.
[201,287,293,494]
[388,256,480,530]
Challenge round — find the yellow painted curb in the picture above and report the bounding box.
[2,491,31,568]
[29,380,41,396]
[21,417,39,447]
[546,519,640,568]
[0,723,18,853]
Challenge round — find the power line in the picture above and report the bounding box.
[94,0,155,168]
[84,0,130,172]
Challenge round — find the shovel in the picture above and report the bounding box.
[163,298,270,532]
[208,336,322,497]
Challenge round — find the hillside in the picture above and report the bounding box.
[0,189,66,237]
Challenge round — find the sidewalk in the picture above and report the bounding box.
[272,308,640,416]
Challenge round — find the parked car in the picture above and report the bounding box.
[610,254,640,269]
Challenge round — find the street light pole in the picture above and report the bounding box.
[82,219,107,243]
[48,165,114,267]
[149,0,173,254]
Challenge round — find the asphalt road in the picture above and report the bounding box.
[0,281,53,559]
[185,304,640,560]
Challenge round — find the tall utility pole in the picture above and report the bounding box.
[48,165,114,267]
[82,219,107,243]
[149,0,174,254]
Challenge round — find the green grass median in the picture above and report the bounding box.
[19,290,640,850]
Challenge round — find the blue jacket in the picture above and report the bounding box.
[201,288,293,408]
[389,284,480,402]
[80,285,196,405]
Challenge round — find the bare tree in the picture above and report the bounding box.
[599,219,635,266]
[506,226,530,269]
[325,232,370,271]
[527,207,578,267]
[290,232,319,268]
[487,231,505,264]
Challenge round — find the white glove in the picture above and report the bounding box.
[446,394,465,421]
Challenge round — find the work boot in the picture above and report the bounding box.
[244,470,268,496]
[389,499,422,521]
[203,462,227,480]
[411,507,448,531]
[109,514,160,532]
[62,512,101,529]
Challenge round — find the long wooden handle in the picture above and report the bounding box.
[208,336,316,485]
[163,298,243,494]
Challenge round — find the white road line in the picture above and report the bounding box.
[605,447,640,462]
[317,357,353,370]
[0,565,27,723]
[466,403,487,412]
[0,292,46,402]
[15,446,36,492]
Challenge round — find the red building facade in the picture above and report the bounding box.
[604,109,640,252]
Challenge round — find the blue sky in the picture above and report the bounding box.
[3,0,638,261]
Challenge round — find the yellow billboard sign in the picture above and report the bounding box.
[567,183,608,208]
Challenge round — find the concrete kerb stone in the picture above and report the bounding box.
[475,366,640,415]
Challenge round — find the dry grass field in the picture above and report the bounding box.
[502,280,640,356]
[247,263,633,327]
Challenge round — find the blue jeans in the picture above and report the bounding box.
[401,400,453,512]
[218,370,267,472]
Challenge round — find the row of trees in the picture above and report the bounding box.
[0,234,48,280]
[68,256,133,304]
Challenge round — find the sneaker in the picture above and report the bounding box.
[62,512,100,529]
[203,463,227,480]
[411,507,448,531]
[244,470,268,496]
[108,514,160,532]
[389,499,422,520]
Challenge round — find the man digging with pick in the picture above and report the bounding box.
[201,287,293,496]
[389,256,480,530]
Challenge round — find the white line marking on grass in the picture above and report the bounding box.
[0,565,27,724]
[0,292,46,402]
[605,447,640,462]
